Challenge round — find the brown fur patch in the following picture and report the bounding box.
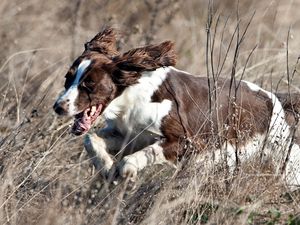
[85,27,119,57]
[276,92,300,123]
[151,72,273,161]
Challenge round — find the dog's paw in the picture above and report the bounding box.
[105,164,121,184]
[118,157,138,182]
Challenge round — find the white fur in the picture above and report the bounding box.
[56,60,91,115]
[169,66,192,75]
[63,86,79,115]
[103,67,172,135]
[73,60,91,85]
[196,134,266,170]
[84,133,114,177]
[285,144,300,187]
[118,141,168,180]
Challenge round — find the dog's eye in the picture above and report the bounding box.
[83,79,95,87]
[81,80,95,92]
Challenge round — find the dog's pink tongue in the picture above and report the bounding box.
[71,111,92,135]
[71,104,103,136]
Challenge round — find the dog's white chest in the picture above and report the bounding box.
[103,67,172,135]
[121,99,172,135]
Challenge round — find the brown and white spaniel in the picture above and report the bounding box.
[53,28,300,187]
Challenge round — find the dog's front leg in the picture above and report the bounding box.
[84,130,123,179]
[117,141,171,181]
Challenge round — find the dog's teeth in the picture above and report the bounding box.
[91,106,96,115]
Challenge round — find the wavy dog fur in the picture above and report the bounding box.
[53,27,300,187]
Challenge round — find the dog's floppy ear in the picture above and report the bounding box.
[107,41,177,87]
[114,41,177,72]
[85,27,118,57]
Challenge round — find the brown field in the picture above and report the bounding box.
[1,0,300,224]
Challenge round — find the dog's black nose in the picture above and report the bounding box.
[53,102,67,115]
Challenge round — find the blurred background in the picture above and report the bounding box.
[0,0,300,224]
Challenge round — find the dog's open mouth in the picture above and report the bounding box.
[71,104,103,135]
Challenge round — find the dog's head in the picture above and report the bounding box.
[53,27,176,135]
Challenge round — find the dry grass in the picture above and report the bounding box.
[1,0,300,224]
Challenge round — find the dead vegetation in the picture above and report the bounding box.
[1,0,300,224]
